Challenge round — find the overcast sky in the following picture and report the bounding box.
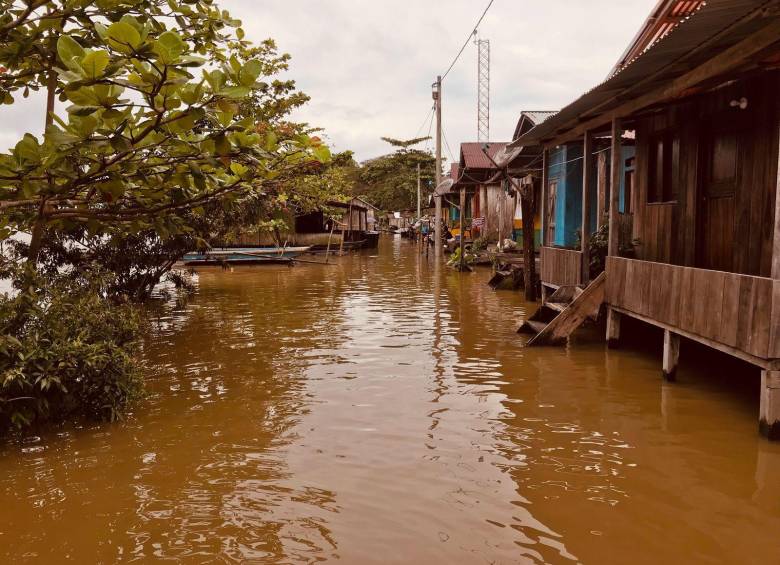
[1,0,657,163]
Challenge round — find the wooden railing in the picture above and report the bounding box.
[540,247,583,287]
[606,257,780,360]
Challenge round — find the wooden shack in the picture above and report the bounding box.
[456,142,514,243]
[512,0,780,438]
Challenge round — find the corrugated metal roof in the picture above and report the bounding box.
[523,111,557,125]
[460,142,509,169]
[512,0,779,147]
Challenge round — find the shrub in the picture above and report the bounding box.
[0,266,144,431]
[471,236,489,253]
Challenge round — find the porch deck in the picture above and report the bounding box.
[606,257,780,368]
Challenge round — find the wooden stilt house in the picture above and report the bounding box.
[457,142,514,243]
[512,0,780,438]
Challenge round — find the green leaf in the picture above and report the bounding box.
[229,162,248,176]
[80,50,110,80]
[106,22,142,53]
[57,35,85,71]
[13,134,41,165]
[154,31,186,64]
[313,145,332,163]
[219,86,250,99]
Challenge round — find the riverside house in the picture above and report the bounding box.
[512,0,780,438]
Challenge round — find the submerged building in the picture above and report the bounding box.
[513,0,780,438]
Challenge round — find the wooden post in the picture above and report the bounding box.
[760,371,780,441]
[662,329,681,382]
[581,130,593,283]
[434,76,443,257]
[772,122,780,279]
[608,118,622,257]
[606,306,621,349]
[324,219,335,264]
[541,148,549,247]
[597,151,608,227]
[459,187,466,270]
[521,177,537,302]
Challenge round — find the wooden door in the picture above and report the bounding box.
[697,122,742,272]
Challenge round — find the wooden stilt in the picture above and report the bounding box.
[606,306,621,349]
[760,371,780,441]
[581,130,593,283]
[662,329,681,382]
[608,118,622,257]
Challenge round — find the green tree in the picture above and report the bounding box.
[357,137,438,212]
[0,0,331,262]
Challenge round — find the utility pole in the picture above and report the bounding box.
[433,76,443,257]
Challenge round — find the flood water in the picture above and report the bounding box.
[2,236,780,564]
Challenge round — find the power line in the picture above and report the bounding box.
[441,0,495,81]
[414,105,435,139]
[441,124,456,164]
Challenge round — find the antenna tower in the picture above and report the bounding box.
[475,35,490,142]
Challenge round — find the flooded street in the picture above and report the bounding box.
[2,236,780,564]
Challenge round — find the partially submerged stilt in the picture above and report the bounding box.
[662,330,680,382]
[760,371,780,440]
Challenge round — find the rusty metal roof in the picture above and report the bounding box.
[512,0,780,147]
[460,142,509,170]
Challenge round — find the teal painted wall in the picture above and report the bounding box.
[548,145,583,248]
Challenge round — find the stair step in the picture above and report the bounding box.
[545,302,568,313]
[524,320,548,334]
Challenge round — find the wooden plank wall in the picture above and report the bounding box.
[631,71,780,276]
[606,257,776,359]
[541,246,583,287]
[482,184,515,242]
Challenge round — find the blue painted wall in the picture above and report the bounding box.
[548,144,583,248]
[546,143,631,247]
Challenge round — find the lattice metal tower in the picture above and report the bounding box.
[475,36,490,142]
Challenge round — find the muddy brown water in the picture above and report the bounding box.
[2,236,780,564]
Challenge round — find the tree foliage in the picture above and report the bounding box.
[357,138,438,212]
[0,263,143,430]
[0,0,331,260]
[0,0,349,431]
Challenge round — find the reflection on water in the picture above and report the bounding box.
[1,236,779,564]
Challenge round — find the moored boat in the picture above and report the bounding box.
[182,246,312,265]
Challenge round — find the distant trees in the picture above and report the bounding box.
[356,137,439,212]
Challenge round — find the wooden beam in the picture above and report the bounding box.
[581,131,593,283]
[545,17,780,147]
[541,149,549,246]
[608,119,622,257]
[611,306,779,370]
[772,121,780,279]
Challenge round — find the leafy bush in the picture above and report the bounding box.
[471,236,489,253]
[0,266,143,431]
[576,224,639,279]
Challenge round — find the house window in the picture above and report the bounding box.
[647,130,679,203]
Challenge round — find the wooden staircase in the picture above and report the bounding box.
[518,272,606,346]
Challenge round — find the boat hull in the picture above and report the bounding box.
[182,247,311,265]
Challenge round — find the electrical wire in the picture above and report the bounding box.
[441,0,496,81]
[414,105,435,139]
[441,125,456,164]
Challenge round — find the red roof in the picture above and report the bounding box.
[449,163,460,181]
[460,142,508,170]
